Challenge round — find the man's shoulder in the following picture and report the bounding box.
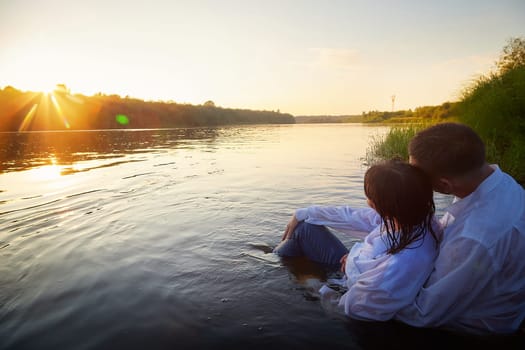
[477,169,523,212]
[449,182,523,246]
[499,169,525,192]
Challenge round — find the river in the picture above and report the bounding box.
[0,124,519,349]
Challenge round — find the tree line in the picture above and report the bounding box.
[295,102,457,124]
[0,88,295,132]
[360,102,457,123]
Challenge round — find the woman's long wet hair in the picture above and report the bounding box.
[364,160,439,254]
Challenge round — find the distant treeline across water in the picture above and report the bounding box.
[0,86,295,131]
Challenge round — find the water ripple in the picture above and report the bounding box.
[0,125,485,349]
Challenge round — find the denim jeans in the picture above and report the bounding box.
[273,222,348,265]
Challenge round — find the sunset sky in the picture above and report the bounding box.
[1,0,524,115]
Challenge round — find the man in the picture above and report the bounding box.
[395,122,525,335]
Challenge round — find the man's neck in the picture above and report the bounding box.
[453,163,494,198]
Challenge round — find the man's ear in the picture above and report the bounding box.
[435,178,454,195]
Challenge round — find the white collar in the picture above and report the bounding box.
[445,164,502,218]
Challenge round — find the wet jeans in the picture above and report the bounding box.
[273,222,348,265]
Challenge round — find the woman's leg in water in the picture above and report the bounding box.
[273,222,348,265]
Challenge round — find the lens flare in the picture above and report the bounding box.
[115,114,129,125]
[18,103,38,131]
[50,94,71,129]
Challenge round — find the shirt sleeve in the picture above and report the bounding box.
[340,244,436,321]
[395,236,494,327]
[295,206,381,238]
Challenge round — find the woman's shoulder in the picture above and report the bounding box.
[397,231,439,262]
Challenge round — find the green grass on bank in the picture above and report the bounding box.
[365,124,421,164]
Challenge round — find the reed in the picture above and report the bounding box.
[365,124,425,164]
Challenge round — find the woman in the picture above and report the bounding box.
[274,160,441,321]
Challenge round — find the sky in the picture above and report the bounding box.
[1,0,524,116]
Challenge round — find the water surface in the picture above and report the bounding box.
[2,124,518,349]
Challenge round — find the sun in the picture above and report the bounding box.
[23,80,62,95]
[42,84,59,95]
[44,83,72,96]
[16,83,74,131]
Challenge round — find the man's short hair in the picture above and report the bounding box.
[408,122,486,178]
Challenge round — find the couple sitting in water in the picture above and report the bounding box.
[274,122,525,336]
